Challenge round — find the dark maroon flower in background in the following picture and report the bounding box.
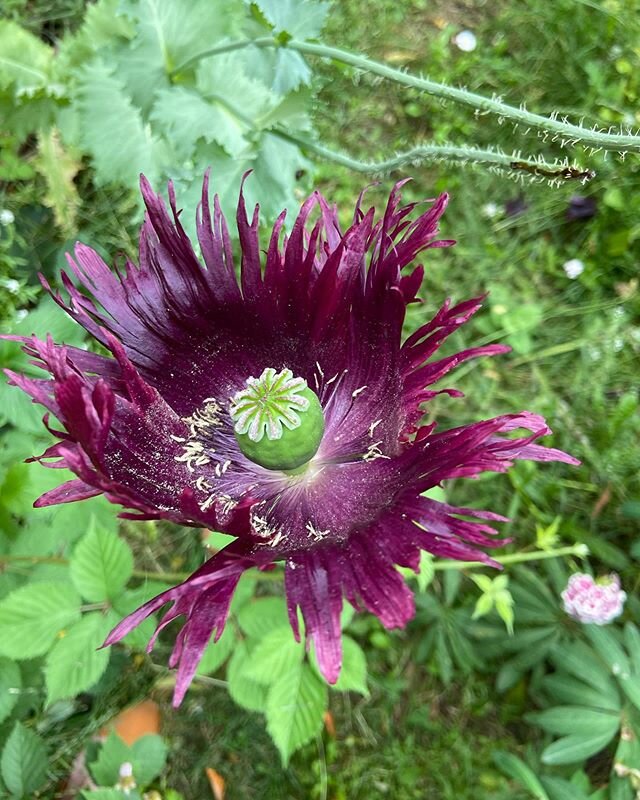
[5,174,578,705]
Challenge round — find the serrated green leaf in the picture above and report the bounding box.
[246,627,304,685]
[332,636,368,695]
[1,722,48,797]
[70,522,133,602]
[196,52,275,128]
[227,640,268,712]
[130,735,168,785]
[0,658,21,724]
[44,613,113,705]
[34,128,81,236]
[541,729,619,765]
[266,661,327,764]
[89,731,130,786]
[117,0,244,112]
[88,732,166,787]
[492,751,550,799]
[254,0,329,38]
[150,86,248,158]
[74,59,168,187]
[0,582,81,659]
[196,625,235,675]
[529,706,619,737]
[237,596,289,639]
[0,20,55,97]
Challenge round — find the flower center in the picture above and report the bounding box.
[229,367,325,471]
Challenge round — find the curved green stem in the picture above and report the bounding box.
[433,543,589,571]
[173,36,640,155]
[285,40,640,154]
[274,129,594,181]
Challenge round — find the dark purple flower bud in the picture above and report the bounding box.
[566,194,597,221]
[4,173,579,705]
[504,195,529,217]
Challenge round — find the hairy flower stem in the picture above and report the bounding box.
[173,37,640,156]
[207,92,593,181]
[273,129,583,180]
[0,544,587,583]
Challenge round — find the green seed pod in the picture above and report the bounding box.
[229,368,325,471]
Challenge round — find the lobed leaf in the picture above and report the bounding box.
[70,521,133,602]
[266,661,327,765]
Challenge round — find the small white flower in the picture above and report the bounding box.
[482,202,499,219]
[2,279,20,294]
[116,761,136,795]
[15,309,28,322]
[453,30,477,52]
[0,209,15,225]
[562,258,585,279]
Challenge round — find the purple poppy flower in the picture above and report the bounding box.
[5,173,578,705]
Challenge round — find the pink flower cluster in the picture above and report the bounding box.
[562,572,626,625]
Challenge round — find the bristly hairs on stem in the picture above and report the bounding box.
[171,36,640,159]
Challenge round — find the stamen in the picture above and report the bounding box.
[306,521,330,541]
[363,441,391,462]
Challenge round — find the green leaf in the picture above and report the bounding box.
[196,625,235,675]
[70,522,133,602]
[0,20,55,97]
[130,735,168,785]
[0,582,81,659]
[492,751,550,799]
[88,731,167,787]
[89,730,129,786]
[226,641,268,712]
[82,790,127,800]
[117,0,244,112]
[245,627,304,685]
[266,661,327,765]
[0,658,21,724]
[150,86,248,158]
[529,706,620,737]
[540,776,591,800]
[541,729,619,765]
[331,636,368,696]
[44,613,113,705]
[0,722,48,797]
[542,673,620,711]
[74,59,168,187]
[237,596,289,639]
[552,641,614,691]
[34,128,81,236]
[584,626,630,677]
[254,0,330,39]
[624,623,640,670]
